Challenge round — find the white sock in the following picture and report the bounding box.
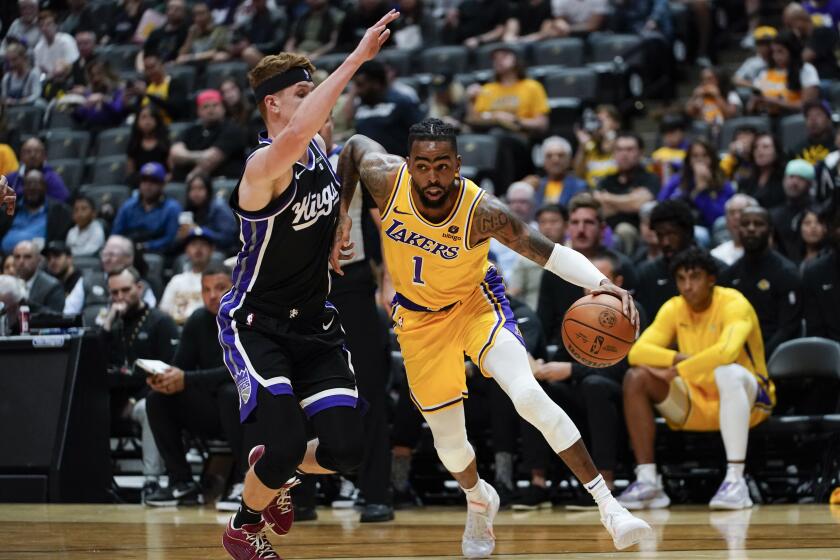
[725,462,745,483]
[715,365,755,464]
[462,479,491,510]
[584,474,614,513]
[636,463,657,485]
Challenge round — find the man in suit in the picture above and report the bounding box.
[13,239,64,313]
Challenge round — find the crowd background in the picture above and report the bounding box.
[0,0,839,513]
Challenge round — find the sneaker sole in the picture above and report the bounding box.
[709,500,753,510]
[331,500,356,509]
[145,499,178,507]
[612,522,653,550]
[619,495,671,510]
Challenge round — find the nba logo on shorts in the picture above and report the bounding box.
[236,369,252,406]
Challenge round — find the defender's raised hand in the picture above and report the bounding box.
[353,9,400,62]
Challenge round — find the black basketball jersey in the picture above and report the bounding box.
[222,134,340,319]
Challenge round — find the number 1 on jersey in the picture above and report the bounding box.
[412,256,425,285]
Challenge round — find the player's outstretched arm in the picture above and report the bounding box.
[245,10,400,193]
[330,134,404,274]
[470,193,639,330]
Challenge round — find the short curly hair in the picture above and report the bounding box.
[669,246,718,279]
[407,118,458,153]
[650,199,695,236]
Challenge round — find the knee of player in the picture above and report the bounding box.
[580,374,608,396]
[623,366,649,392]
[322,438,364,472]
[713,364,749,392]
[262,437,308,472]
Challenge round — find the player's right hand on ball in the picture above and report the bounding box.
[353,9,399,62]
[330,213,355,275]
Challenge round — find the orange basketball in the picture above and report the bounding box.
[561,293,635,368]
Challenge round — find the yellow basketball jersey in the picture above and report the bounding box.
[381,164,490,311]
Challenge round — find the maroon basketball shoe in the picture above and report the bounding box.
[222,518,280,559]
[247,445,299,536]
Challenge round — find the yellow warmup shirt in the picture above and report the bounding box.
[473,79,550,120]
[0,144,19,176]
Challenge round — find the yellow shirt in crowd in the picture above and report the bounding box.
[473,79,550,120]
[0,144,19,176]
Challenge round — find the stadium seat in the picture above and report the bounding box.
[164,182,187,206]
[457,134,500,188]
[142,253,165,291]
[204,61,249,90]
[473,42,528,70]
[587,33,642,64]
[718,116,771,149]
[79,184,132,212]
[420,46,469,74]
[168,64,197,93]
[543,68,598,101]
[376,49,413,77]
[313,53,349,74]
[767,337,840,415]
[532,37,585,67]
[98,44,140,73]
[73,254,102,272]
[779,113,807,154]
[91,156,127,185]
[49,159,84,193]
[5,105,44,136]
[44,130,91,160]
[213,177,238,200]
[95,127,132,158]
[689,120,712,141]
[45,108,78,130]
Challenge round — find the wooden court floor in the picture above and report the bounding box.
[0,503,838,559]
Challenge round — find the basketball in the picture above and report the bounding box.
[562,294,635,368]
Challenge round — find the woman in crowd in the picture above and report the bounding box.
[685,67,741,131]
[219,78,253,130]
[799,206,827,270]
[1,43,42,106]
[126,105,171,186]
[750,31,819,115]
[659,139,735,230]
[573,104,620,188]
[73,60,127,131]
[177,174,238,253]
[737,132,787,210]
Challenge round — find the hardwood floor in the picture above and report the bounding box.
[0,504,838,559]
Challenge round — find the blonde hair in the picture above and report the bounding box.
[248,53,316,117]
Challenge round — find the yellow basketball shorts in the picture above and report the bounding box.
[392,266,524,414]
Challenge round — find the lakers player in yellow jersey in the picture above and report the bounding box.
[620,247,775,511]
[331,118,652,556]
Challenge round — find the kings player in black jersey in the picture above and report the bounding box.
[217,10,400,559]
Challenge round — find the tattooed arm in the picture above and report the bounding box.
[330,134,404,274]
[469,193,639,331]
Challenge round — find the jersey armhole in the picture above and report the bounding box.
[464,188,488,251]
[380,164,405,220]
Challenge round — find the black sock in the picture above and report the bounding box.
[233,501,263,529]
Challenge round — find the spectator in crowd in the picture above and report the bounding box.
[771,159,815,261]
[595,132,660,233]
[528,136,587,209]
[284,0,344,60]
[1,0,42,55]
[711,194,759,265]
[802,0,840,27]
[791,100,835,165]
[720,125,758,185]
[659,139,735,230]
[442,0,507,48]
[634,199,698,316]
[508,203,567,311]
[620,247,775,511]
[799,206,828,268]
[574,105,620,188]
[101,266,178,502]
[738,132,786,210]
[390,0,439,50]
[219,79,253,132]
[750,31,820,115]
[5,138,69,203]
[144,264,243,508]
[34,11,80,81]
[337,0,392,52]
[128,50,189,125]
[68,29,99,91]
[803,203,840,340]
[0,169,73,255]
[169,89,247,181]
[0,274,25,334]
[502,0,554,43]
[59,0,97,36]
[231,0,286,67]
[425,73,468,130]
[126,106,172,186]
[732,26,777,90]
[159,228,214,324]
[784,2,840,82]
[2,254,15,276]
[651,113,689,186]
[633,201,661,265]
[685,67,741,130]
[176,174,237,252]
[112,162,182,254]
[490,181,536,277]
[548,0,608,36]
[538,193,636,342]
[347,60,424,158]
[43,240,84,315]
[73,61,127,131]
[66,194,105,257]
[467,46,549,188]
[721,206,802,356]
[104,0,148,45]
[13,239,65,314]
[141,0,189,66]
[1,43,43,106]
[612,0,673,39]
[176,1,231,65]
